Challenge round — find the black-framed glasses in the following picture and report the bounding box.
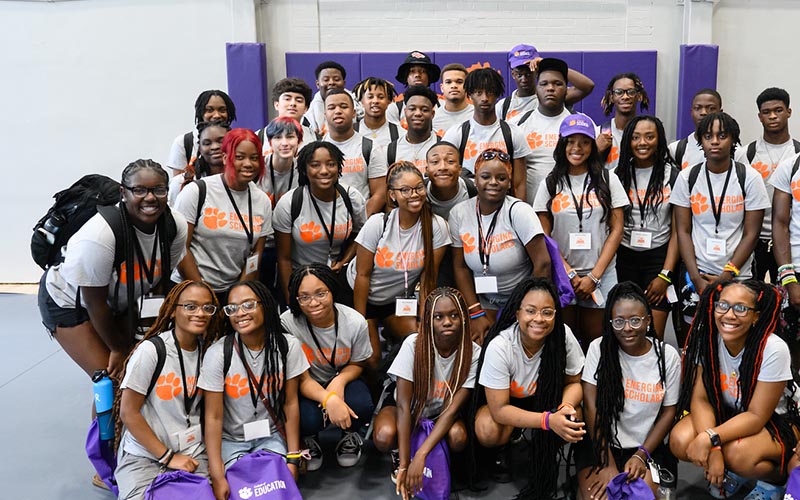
[297,290,330,306]
[714,301,756,317]
[390,185,426,198]
[612,88,640,97]
[123,184,169,198]
[223,300,260,316]
[480,150,510,162]
[178,303,217,315]
[610,316,648,331]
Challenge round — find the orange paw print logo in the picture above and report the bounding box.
[461,233,477,254]
[203,207,228,230]
[681,161,689,170]
[690,193,709,215]
[526,132,543,150]
[463,141,478,161]
[435,129,445,138]
[509,381,527,399]
[400,117,408,130]
[299,221,323,243]
[375,247,395,268]
[791,180,800,202]
[225,374,250,399]
[606,146,620,164]
[155,372,182,401]
[506,109,520,120]
[551,193,572,213]
[751,161,772,180]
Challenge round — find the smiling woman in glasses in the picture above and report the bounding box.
[449,148,551,345]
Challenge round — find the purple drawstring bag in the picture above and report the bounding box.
[409,418,451,500]
[85,417,119,495]
[544,235,576,308]
[605,472,655,500]
[225,449,302,500]
[785,466,800,499]
[144,470,215,499]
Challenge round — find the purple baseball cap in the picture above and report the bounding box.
[559,113,597,139]
[508,44,539,68]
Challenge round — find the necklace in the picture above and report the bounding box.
[245,345,264,361]
[408,137,429,162]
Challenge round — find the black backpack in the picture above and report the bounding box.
[686,161,747,202]
[386,134,442,166]
[183,131,194,165]
[290,184,358,264]
[745,139,800,164]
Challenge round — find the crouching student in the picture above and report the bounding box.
[474,278,585,498]
[198,281,308,500]
[372,287,480,499]
[114,280,222,500]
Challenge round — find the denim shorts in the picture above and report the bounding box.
[37,272,89,334]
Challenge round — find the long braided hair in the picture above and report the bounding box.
[112,280,222,452]
[591,281,666,469]
[614,115,675,226]
[676,280,799,474]
[472,278,567,499]
[411,287,473,425]
[548,136,613,224]
[222,281,290,422]
[118,159,174,340]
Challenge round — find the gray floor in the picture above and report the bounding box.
[1,292,743,499]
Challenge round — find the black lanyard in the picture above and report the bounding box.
[308,186,338,253]
[222,178,254,246]
[565,174,590,232]
[235,333,268,412]
[476,199,502,275]
[305,312,339,374]
[704,163,734,235]
[171,331,201,427]
[131,230,159,286]
[630,168,650,229]
[268,154,294,204]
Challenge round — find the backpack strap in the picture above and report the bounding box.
[508,199,524,243]
[687,161,747,204]
[435,134,442,144]
[97,205,126,270]
[362,136,373,169]
[517,109,535,126]
[464,177,477,197]
[734,161,747,207]
[395,101,404,117]
[335,184,355,221]
[290,186,305,222]
[792,154,800,179]
[389,122,399,142]
[223,333,235,376]
[383,211,390,232]
[675,138,688,168]
[686,162,703,192]
[353,120,360,133]
[746,141,757,164]
[194,179,207,226]
[145,335,167,398]
[183,131,194,165]
[668,164,680,189]
[387,139,398,166]
[458,121,471,165]
[501,97,512,120]
[793,139,800,154]
[499,120,514,161]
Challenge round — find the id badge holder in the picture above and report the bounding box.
[474,275,498,294]
[243,419,271,441]
[140,295,165,320]
[649,460,660,484]
[630,230,653,249]
[178,424,202,451]
[707,238,727,256]
[666,285,678,304]
[591,289,605,306]
[395,298,418,317]
[245,253,259,274]
[569,232,592,250]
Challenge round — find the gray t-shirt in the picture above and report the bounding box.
[582,337,681,449]
[322,133,388,200]
[120,330,203,458]
[433,103,474,138]
[280,304,372,385]
[533,171,629,274]
[770,152,800,266]
[356,118,396,148]
[441,118,532,175]
[426,178,473,220]
[390,133,441,175]
[255,154,299,209]
[517,107,572,203]
[173,174,273,292]
[620,165,674,251]
[197,333,308,441]
[346,210,451,305]
[670,160,770,278]
[479,324,584,398]
[746,137,797,239]
[495,91,538,124]
[715,333,791,413]
[449,196,543,295]
[272,186,367,268]
[389,332,481,418]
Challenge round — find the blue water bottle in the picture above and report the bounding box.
[92,370,114,441]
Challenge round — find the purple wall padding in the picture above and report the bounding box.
[285,52,362,99]
[433,52,509,95]
[360,52,413,90]
[226,43,269,131]
[676,44,719,139]
[580,51,658,126]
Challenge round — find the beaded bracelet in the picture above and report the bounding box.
[588,272,601,285]
[468,302,481,311]
[470,310,486,320]
[778,264,795,273]
[782,275,799,287]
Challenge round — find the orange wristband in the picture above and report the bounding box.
[322,391,337,409]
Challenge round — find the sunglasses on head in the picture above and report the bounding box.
[480,151,510,162]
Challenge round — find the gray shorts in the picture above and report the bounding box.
[115,449,209,500]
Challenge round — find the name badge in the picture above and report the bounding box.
[569,232,592,250]
[630,230,652,249]
[395,298,418,317]
[245,254,259,274]
[649,461,660,484]
[706,238,727,256]
[177,424,202,452]
[140,296,165,319]
[666,285,678,304]
[243,419,271,441]
[591,289,605,306]
[474,275,498,294]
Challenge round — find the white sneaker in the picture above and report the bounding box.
[304,436,323,471]
[336,431,364,467]
[390,448,400,484]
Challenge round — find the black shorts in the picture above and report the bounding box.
[37,272,90,335]
[616,243,671,312]
[573,435,676,476]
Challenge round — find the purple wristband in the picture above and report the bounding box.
[545,411,551,431]
[637,445,651,460]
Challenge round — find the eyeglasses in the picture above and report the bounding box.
[390,185,426,198]
[714,301,756,317]
[480,151,510,162]
[612,88,640,97]
[123,184,169,198]
[178,303,217,315]
[610,316,648,331]
[297,290,330,306]
[519,308,556,320]
[223,300,260,316]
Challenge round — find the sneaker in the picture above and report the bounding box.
[509,427,525,444]
[91,473,110,491]
[492,445,512,483]
[304,436,323,471]
[390,448,400,484]
[336,431,364,467]
[743,480,785,500]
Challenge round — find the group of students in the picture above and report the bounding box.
[35,43,800,500]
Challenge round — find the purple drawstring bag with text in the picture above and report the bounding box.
[144,470,215,499]
[225,449,302,500]
[409,418,451,500]
[605,472,655,500]
[544,235,576,308]
[85,417,119,495]
[785,465,800,499]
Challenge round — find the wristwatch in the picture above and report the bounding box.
[567,269,578,280]
[705,428,721,447]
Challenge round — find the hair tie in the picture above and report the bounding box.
[758,290,763,301]
[716,284,723,292]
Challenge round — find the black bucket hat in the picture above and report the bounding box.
[395,51,441,85]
